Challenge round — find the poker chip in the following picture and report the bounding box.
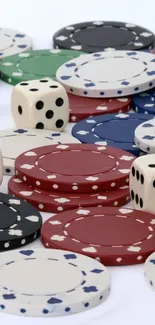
[41,206,155,266]
[69,94,131,122]
[8,176,130,213]
[134,118,155,153]
[132,88,155,114]
[0,248,110,316]
[15,143,135,193]
[0,193,42,250]
[56,51,155,98]
[53,21,155,52]
[0,49,84,85]
[0,128,80,176]
[72,113,153,156]
[0,28,32,59]
[144,252,155,291]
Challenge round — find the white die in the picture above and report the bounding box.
[11,78,69,131]
[0,149,3,184]
[129,154,155,213]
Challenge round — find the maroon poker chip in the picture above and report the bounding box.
[8,176,130,213]
[41,206,155,266]
[69,93,131,122]
[15,143,135,192]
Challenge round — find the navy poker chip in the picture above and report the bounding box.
[132,88,155,114]
[72,113,153,156]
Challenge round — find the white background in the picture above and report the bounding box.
[0,0,155,324]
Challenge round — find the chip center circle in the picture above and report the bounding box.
[73,26,135,48]
[67,215,149,246]
[38,150,116,176]
[77,57,144,83]
[0,34,13,51]
[18,55,57,77]
[94,117,145,143]
[0,258,83,295]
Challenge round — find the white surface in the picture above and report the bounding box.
[0,0,155,324]
[56,51,155,97]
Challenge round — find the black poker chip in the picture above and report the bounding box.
[0,193,42,250]
[53,21,155,52]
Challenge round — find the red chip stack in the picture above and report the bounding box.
[8,143,135,213]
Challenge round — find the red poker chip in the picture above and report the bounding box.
[69,94,131,122]
[8,176,130,213]
[41,206,155,266]
[15,143,135,193]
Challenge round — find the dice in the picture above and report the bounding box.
[129,154,155,213]
[0,149,3,184]
[11,78,69,131]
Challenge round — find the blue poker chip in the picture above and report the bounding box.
[132,88,155,114]
[72,113,153,156]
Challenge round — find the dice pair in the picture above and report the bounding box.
[130,154,155,214]
[11,78,69,131]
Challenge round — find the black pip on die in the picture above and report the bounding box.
[11,78,69,131]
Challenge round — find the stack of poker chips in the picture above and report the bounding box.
[8,143,135,213]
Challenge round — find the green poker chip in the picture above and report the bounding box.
[0,49,85,85]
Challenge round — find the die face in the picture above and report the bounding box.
[129,155,155,213]
[130,159,146,210]
[11,78,69,131]
[11,88,31,128]
[147,182,155,212]
[31,87,69,131]
[19,78,56,94]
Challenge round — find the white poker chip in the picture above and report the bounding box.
[0,248,110,317]
[134,118,155,153]
[0,128,80,176]
[56,50,155,98]
[0,28,32,58]
[144,252,155,291]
